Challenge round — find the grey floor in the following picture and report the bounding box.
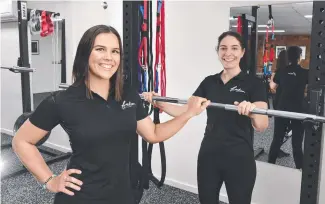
[253,97,299,169]
[253,116,297,168]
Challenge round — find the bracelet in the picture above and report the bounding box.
[42,174,57,190]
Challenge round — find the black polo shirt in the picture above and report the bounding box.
[29,82,147,204]
[273,64,308,112]
[193,71,267,150]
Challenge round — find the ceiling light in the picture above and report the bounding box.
[258,25,267,28]
[231,24,267,28]
[258,30,285,33]
[304,15,312,18]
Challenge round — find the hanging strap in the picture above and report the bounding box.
[237,16,242,35]
[154,0,166,97]
[160,0,166,98]
[138,1,149,93]
[146,0,166,188]
[137,0,167,190]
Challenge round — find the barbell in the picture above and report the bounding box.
[1,66,36,73]
[140,95,325,124]
[53,84,325,123]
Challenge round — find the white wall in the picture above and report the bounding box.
[30,28,62,93]
[1,21,23,135]
[1,1,325,204]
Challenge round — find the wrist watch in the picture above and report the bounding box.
[42,174,57,190]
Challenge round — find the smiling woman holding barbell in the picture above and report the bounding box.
[11,25,209,204]
[142,31,269,204]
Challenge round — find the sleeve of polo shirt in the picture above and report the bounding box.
[193,77,207,98]
[135,91,148,121]
[29,93,60,131]
[250,78,268,103]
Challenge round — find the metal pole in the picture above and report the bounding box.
[17,0,32,113]
[142,95,325,123]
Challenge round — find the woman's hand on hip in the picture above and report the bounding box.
[46,169,83,196]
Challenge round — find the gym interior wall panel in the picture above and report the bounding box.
[30,31,62,94]
[0,22,22,134]
[68,0,123,62]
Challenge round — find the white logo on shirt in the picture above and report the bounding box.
[230,86,245,93]
[121,101,136,110]
[288,72,296,76]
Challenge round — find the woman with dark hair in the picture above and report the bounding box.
[270,49,291,158]
[12,25,210,204]
[268,46,309,169]
[270,49,288,109]
[143,31,269,204]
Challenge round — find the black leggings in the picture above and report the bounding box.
[268,117,304,169]
[197,144,256,204]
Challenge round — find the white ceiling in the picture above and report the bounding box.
[229,1,313,35]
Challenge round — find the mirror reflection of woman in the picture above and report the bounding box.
[268,46,309,170]
[143,31,269,204]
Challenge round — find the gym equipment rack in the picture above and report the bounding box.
[1,1,71,180]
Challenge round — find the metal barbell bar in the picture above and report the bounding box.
[140,95,325,123]
[1,66,35,73]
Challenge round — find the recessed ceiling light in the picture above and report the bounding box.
[305,15,312,18]
[258,30,285,33]
[231,24,268,28]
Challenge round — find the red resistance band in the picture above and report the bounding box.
[40,11,54,37]
[154,0,166,97]
[263,19,275,67]
[237,16,242,35]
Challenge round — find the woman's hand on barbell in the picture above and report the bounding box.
[234,100,256,117]
[142,91,160,105]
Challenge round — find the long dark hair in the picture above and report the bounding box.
[276,50,288,72]
[71,25,124,101]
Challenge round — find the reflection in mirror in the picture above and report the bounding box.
[31,17,65,109]
[230,2,313,169]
